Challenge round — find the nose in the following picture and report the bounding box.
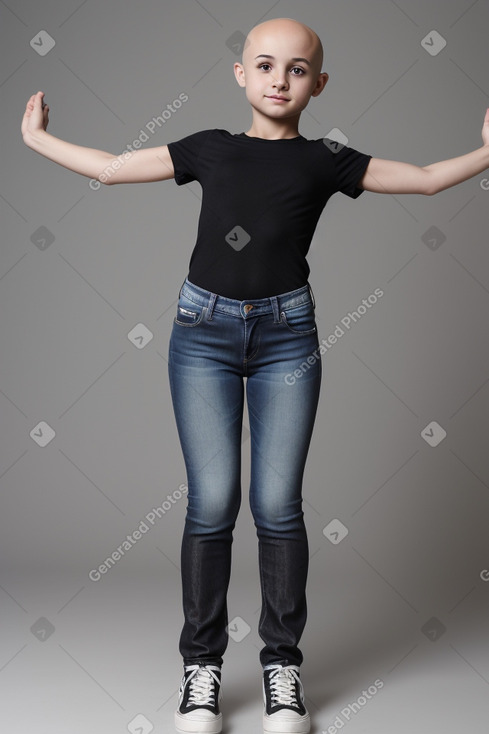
[271,68,288,90]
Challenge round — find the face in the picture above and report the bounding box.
[234,20,328,123]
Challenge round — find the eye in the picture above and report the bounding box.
[258,63,272,71]
[290,67,305,76]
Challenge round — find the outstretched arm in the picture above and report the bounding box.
[359,108,489,196]
[22,91,174,184]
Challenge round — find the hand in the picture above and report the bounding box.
[21,91,49,141]
[482,107,489,147]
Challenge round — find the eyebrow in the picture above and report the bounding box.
[254,54,311,66]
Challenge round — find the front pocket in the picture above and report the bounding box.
[174,303,206,327]
[280,304,317,335]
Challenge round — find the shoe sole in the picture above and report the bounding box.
[263,711,310,733]
[175,709,222,733]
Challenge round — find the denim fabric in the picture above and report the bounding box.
[168,278,322,668]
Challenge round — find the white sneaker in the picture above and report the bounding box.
[262,664,310,733]
[175,663,222,733]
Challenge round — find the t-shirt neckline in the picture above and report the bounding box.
[235,132,305,142]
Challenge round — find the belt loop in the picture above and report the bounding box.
[308,283,316,309]
[270,295,280,323]
[207,291,217,320]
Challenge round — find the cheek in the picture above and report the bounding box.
[298,80,317,98]
[245,79,264,97]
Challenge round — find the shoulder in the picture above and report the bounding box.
[167,128,238,151]
[168,128,215,145]
[303,135,369,155]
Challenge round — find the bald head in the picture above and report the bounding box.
[242,18,323,76]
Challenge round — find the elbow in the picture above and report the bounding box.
[424,182,439,196]
[100,173,127,186]
[95,162,117,186]
[422,170,438,196]
[89,175,113,190]
[98,172,113,185]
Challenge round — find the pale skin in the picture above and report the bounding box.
[22,17,489,195]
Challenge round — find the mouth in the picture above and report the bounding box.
[266,95,290,102]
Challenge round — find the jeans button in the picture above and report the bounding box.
[244,304,254,314]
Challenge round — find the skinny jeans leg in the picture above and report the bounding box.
[168,279,321,667]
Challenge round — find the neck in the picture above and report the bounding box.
[245,112,301,140]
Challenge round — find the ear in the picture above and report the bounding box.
[311,72,329,98]
[234,62,246,88]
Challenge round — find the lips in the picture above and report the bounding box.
[267,95,289,101]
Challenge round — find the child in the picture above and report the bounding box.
[21,16,489,734]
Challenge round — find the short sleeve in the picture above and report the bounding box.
[167,129,214,186]
[329,142,372,199]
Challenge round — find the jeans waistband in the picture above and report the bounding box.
[179,278,315,320]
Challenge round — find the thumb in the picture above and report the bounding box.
[481,107,489,146]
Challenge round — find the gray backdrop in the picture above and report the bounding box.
[2,1,489,732]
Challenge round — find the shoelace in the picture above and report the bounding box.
[183,664,221,706]
[266,665,303,707]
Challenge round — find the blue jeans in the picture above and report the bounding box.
[168,278,322,669]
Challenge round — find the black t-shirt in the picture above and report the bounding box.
[167,129,371,299]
